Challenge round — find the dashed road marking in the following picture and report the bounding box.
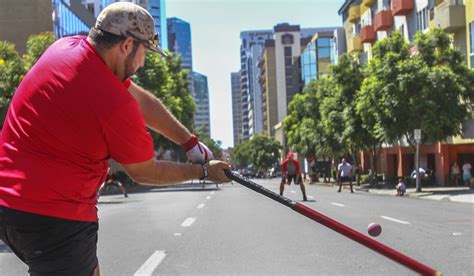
[381,216,410,225]
[331,202,345,207]
[173,233,182,236]
[134,250,166,276]
[452,232,462,236]
[210,191,215,195]
[206,196,211,200]
[181,217,196,227]
[197,203,205,209]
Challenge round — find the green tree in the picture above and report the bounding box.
[133,52,196,159]
[358,29,474,149]
[23,32,56,71]
[248,133,282,174]
[232,139,252,169]
[0,41,25,126]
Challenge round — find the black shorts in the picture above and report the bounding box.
[339,176,351,183]
[0,206,98,276]
[282,174,299,185]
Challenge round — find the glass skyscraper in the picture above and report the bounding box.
[167,17,193,74]
[193,72,211,136]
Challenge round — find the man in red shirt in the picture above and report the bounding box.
[280,152,307,201]
[0,3,229,276]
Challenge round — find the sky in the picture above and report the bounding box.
[166,0,346,149]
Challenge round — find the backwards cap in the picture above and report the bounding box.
[95,2,167,56]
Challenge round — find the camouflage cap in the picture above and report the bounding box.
[95,2,167,56]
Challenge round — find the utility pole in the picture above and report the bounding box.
[414,129,422,192]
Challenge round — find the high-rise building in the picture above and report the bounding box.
[231,72,242,146]
[297,28,346,87]
[257,40,278,137]
[193,71,211,136]
[240,30,274,140]
[167,17,193,76]
[338,0,474,185]
[0,0,53,54]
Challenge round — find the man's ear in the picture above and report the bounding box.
[119,37,135,55]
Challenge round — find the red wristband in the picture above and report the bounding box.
[123,78,131,89]
[182,135,198,151]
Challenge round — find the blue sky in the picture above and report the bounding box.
[167,0,345,148]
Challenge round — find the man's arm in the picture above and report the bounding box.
[121,159,230,186]
[128,81,191,145]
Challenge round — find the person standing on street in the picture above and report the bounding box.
[280,152,307,201]
[462,161,472,187]
[450,161,461,186]
[337,158,354,193]
[0,3,229,276]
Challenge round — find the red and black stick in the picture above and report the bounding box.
[224,170,441,275]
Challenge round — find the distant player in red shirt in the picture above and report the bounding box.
[0,3,229,276]
[280,152,308,201]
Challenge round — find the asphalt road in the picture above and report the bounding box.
[1,178,473,275]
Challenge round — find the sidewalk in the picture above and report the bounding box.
[308,180,474,204]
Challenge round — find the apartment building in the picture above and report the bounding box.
[338,0,474,185]
[231,72,243,146]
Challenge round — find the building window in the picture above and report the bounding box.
[470,21,474,69]
[417,8,429,31]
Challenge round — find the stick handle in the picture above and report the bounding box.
[224,170,441,275]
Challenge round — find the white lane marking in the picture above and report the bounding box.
[331,202,345,207]
[452,232,462,236]
[381,216,410,225]
[197,203,205,209]
[206,196,211,200]
[210,191,215,195]
[290,190,296,194]
[134,250,166,276]
[173,233,182,236]
[181,217,196,227]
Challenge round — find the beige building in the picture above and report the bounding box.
[0,0,52,54]
[258,40,278,137]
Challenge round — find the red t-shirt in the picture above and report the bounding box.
[282,159,301,176]
[0,36,154,222]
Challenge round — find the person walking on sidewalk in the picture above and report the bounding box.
[462,161,472,187]
[451,161,461,186]
[280,152,308,201]
[0,3,230,276]
[337,158,354,193]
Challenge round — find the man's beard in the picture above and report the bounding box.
[123,44,139,80]
[123,52,135,80]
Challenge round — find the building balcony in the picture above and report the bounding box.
[363,0,376,7]
[360,25,376,43]
[392,0,414,16]
[348,36,362,52]
[349,5,361,23]
[374,10,394,31]
[432,0,466,32]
